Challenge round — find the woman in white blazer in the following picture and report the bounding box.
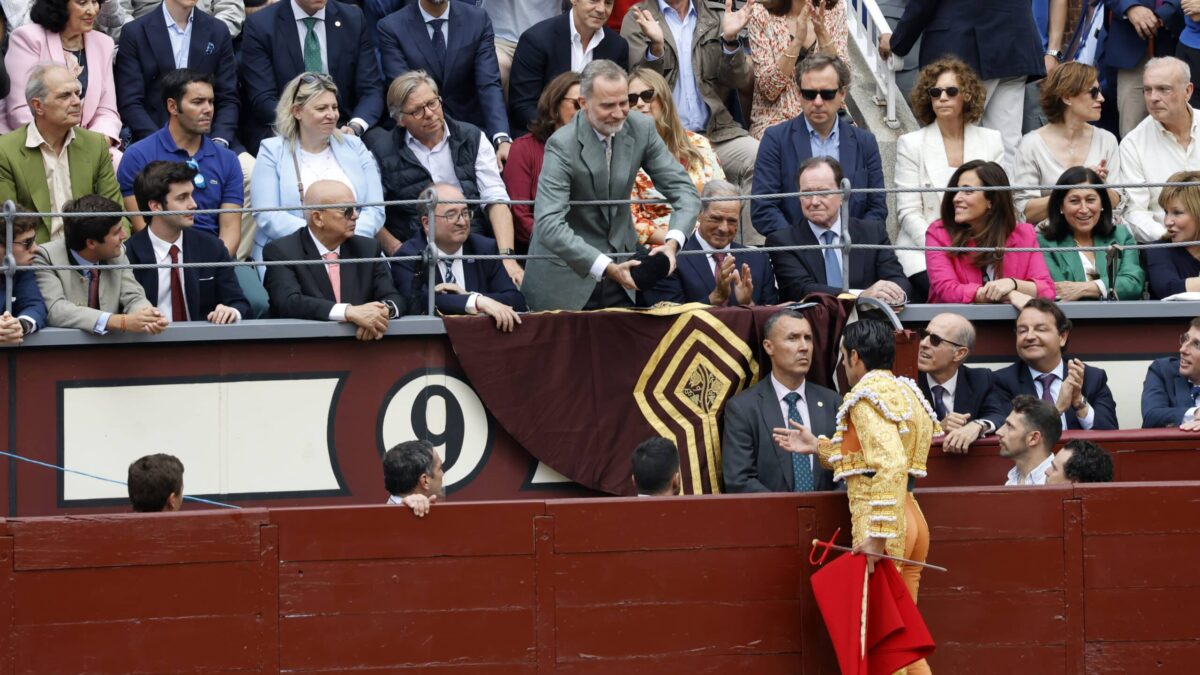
[894,57,1004,302]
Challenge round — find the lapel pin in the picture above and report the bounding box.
[817,401,824,407]
[334,20,341,27]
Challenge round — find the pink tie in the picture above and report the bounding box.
[322,251,341,303]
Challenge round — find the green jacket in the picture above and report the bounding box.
[1037,225,1145,300]
[0,124,124,243]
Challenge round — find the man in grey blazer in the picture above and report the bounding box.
[521,59,702,311]
[722,308,842,493]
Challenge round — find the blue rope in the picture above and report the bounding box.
[0,449,240,509]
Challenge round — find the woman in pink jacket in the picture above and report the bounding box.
[925,159,1055,305]
[3,0,122,163]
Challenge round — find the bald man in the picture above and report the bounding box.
[263,180,406,340]
[916,312,1004,453]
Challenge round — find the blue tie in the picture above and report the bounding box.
[1190,384,1200,403]
[429,19,447,64]
[821,230,842,289]
[783,392,814,492]
[931,384,948,420]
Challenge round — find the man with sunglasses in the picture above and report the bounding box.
[916,313,1004,453]
[0,210,48,344]
[1141,317,1200,429]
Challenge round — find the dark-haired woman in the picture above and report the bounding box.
[925,159,1055,304]
[1037,166,1144,301]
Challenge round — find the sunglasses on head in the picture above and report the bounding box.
[627,90,655,106]
[920,329,964,348]
[185,159,207,190]
[927,86,959,99]
[800,88,840,101]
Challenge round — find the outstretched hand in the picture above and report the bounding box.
[772,419,818,455]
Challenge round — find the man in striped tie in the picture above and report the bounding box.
[915,313,1005,453]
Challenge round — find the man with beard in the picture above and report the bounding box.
[996,394,1061,486]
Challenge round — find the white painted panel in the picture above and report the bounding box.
[62,379,342,501]
[379,372,490,489]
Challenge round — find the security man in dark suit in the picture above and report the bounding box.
[721,308,842,493]
[917,312,1003,453]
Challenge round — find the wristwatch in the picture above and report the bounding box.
[493,134,512,149]
[347,121,366,136]
[1045,49,1063,62]
[1073,396,1089,414]
[498,247,515,256]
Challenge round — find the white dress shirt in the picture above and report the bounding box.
[163,2,194,68]
[437,244,480,314]
[771,374,815,474]
[568,11,604,72]
[405,125,509,204]
[147,228,190,321]
[1005,452,1053,486]
[306,228,347,322]
[1029,360,1095,430]
[1119,106,1200,242]
[693,231,730,276]
[26,122,75,241]
[418,1,450,44]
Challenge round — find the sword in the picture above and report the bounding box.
[810,530,949,572]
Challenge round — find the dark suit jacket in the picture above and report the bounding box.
[987,359,1119,430]
[508,13,629,136]
[262,228,406,320]
[391,232,527,315]
[1145,242,1200,299]
[116,8,239,145]
[239,0,384,152]
[751,116,887,237]
[643,234,779,306]
[889,0,1046,81]
[125,227,251,320]
[1142,356,1195,428]
[766,217,911,301]
[1101,0,1182,69]
[721,377,842,493]
[0,269,48,330]
[377,1,508,139]
[918,366,1002,422]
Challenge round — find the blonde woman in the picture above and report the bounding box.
[627,67,724,246]
[1147,170,1200,298]
[249,72,385,266]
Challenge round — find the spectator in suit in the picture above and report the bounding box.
[630,436,680,496]
[1045,438,1114,484]
[239,0,384,153]
[879,0,1046,170]
[118,69,244,255]
[1102,0,1183,136]
[382,439,441,516]
[768,156,909,303]
[250,72,385,267]
[876,0,921,97]
[508,0,629,138]
[721,307,842,493]
[33,194,169,333]
[989,297,1120,431]
[1120,57,1200,243]
[363,71,521,287]
[0,64,123,244]
[1146,170,1200,298]
[924,160,1056,305]
[997,394,1062,486]
[751,54,887,238]
[262,180,406,338]
[894,57,1004,301]
[520,59,700,311]
[917,312,1003,454]
[3,0,124,164]
[127,453,185,512]
[502,70,581,246]
[1037,167,1145,301]
[126,160,250,324]
[644,179,778,307]
[377,0,512,166]
[390,183,525,331]
[482,0,563,96]
[125,0,245,40]
[1141,317,1200,428]
[0,209,48,343]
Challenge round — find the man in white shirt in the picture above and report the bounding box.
[997,394,1062,486]
[382,440,443,517]
[631,437,681,496]
[1119,56,1200,242]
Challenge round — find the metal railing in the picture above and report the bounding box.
[845,0,901,129]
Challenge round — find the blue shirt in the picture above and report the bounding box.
[658,0,708,133]
[117,126,244,236]
[162,2,195,68]
[1184,15,1200,50]
[804,117,840,162]
[1031,0,1049,50]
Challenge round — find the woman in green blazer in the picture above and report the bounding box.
[1037,166,1145,301]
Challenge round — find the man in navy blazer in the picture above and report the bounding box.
[376,0,511,159]
[916,313,1005,453]
[126,161,250,324]
[507,4,629,136]
[1101,1,1184,135]
[751,54,886,238]
[1141,318,1200,428]
[986,299,1119,431]
[0,211,48,343]
[239,0,384,153]
[391,184,525,331]
[116,0,240,147]
[767,157,909,303]
[644,180,778,307]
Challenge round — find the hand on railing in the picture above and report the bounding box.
[878,32,892,59]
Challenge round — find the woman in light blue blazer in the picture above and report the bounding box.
[250,72,385,270]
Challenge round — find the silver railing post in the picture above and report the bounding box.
[845,0,901,129]
[3,200,15,316]
[839,177,852,294]
[421,186,439,317]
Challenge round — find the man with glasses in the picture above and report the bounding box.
[0,210,48,344]
[118,69,244,257]
[364,71,523,288]
[916,313,1004,453]
[750,53,886,238]
[1141,317,1200,429]
[390,183,525,332]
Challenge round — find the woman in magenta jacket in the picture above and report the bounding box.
[925,159,1055,305]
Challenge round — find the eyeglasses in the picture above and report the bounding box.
[12,236,36,250]
[1085,86,1102,99]
[1180,333,1200,352]
[927,86,959,99]
[402,96,443,119]
[436,209,471,223]
[185,159,207,190]
[800,88,840,101]
[627,90,655,106]
[327,206,358,218]
[920,329,964,349]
